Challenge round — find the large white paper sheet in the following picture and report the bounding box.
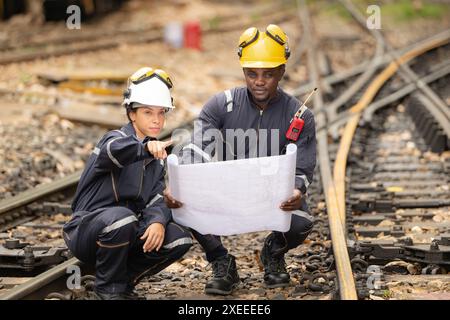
[167,144,297,236]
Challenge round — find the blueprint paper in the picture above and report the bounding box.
[167,144,297,236]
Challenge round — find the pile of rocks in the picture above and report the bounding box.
[0,111,105,200]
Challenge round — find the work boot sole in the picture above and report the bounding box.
[205,282,239,295]
[264,281,290,289]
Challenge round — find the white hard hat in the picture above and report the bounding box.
[123,67,175,110]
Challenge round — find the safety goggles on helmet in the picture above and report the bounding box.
[123,67,175,110]
[237,25,290,59]
[129,67,174,89]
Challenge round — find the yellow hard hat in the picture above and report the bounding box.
[237,24,290,68]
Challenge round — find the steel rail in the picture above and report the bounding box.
[362,60,450,124]
[0,258,81,300]
[297,0,357,300]
[325,24,386,120]
[0,115,196,299]
[0,112,196,221]
[334,0,450,226]
[0,172,81,216]
[0,9,295,65]
[292,29,450,97]
[333,28,450,233]
[323,59,450,137]
[340,0,450,125]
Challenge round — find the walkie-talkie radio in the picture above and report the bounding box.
[285,88,317,141]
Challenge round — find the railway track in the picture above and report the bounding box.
[0,5,295,65]
[1,0,449,300]
[292,0,450,300]
[346,99,450,299]
[0,117,195,300]
[327,0,450,300]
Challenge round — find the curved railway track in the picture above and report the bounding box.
[295,0,450,300]
[328,0,450,300]
[0,5,296,65]
[1,0,449,300]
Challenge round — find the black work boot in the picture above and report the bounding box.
[260,234,290,288]
[122,290,145,300]
[123,284,146,300]
[90,283,144,300]
[205,254,240,295]
[91,291,137,300]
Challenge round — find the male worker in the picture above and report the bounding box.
[63,67,193,300]
[165,25,316,295]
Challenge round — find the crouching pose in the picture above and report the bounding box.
[165,25,316,295]
[63,67,193,300]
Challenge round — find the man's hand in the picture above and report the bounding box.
[280,189,302,211]
[140,223,165,253]
[147,140,173,160]
[164,187,183,209]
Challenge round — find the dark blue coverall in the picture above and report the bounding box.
[63,122,193,294]
[181,86,316,262]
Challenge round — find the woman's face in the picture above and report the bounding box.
[130,106,166,139]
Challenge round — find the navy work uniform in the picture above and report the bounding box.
[63,122,193,295]
[181,86,316,262]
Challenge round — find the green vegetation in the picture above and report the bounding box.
[382,289,393,299]
[315,0,449,22]
[322,1,353,21]
[207,16,221,31]
[20,72,32,84]
[250,12,262,23]
[380,0,449,21]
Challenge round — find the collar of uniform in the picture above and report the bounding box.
[121,122,157,144]
[246,87,284,111]
[121,122,136,136]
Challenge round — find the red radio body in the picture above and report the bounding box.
[286,117,305,141]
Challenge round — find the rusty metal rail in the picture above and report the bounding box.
[0,116,196,299]
[334,1,450,228]
[0,7,295,65]
[0,258,81,300]
[328,0,450,300]
[297,0,358,300]
[297,0,450,300]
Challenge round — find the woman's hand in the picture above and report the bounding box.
[140,223,165,253]
[147,140,173,160]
